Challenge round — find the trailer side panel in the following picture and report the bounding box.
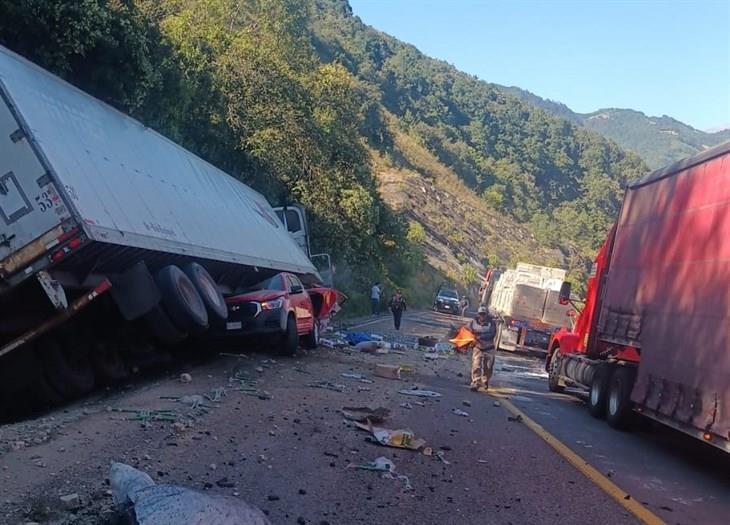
[602,143,730,440]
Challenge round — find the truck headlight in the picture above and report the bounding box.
[261,299,283,310]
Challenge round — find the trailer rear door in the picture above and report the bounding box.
[0,92,70,269]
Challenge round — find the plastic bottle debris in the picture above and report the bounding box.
[353,456,395,472]
[110,462,271,525]
[452,409,470,417]
[374,364,401,380]
[341,373,366,380]
[341,407,390,423]
[398,389,442,398]
[354,421,426,450]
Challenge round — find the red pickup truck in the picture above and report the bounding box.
[218,272,341,355]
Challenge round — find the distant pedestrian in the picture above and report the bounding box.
[467,306,499,391]
[460,296,469,317]
[370,282,382,315]
[389,290,407,330]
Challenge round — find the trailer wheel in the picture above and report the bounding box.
[547,350,564,393]
[588,365,611,419]
[156,265,208,333]
[38,336,95,400]
[303,320,319,349]
[91,343,129,384]
[144,304,188,345]
[182,262,227,322]
[606,367,635,429]
[280,314,299,356]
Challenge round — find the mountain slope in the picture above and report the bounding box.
[502,86,730,169]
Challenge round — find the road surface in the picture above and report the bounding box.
[0,310,726,524]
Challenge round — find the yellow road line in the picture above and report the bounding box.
[493,395,665,525]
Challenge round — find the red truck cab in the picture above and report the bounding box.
[218,272,341,355]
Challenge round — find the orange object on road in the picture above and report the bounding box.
[450,326,476,350]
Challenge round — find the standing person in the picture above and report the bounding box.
[389,290,407,331]
[467,306,499,391]
[370,282,382,315]
[460,295,469,317]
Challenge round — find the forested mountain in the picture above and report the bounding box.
[0,0,651,305]
[502,86,730,169]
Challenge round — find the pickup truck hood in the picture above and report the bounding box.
[226,290,285,304]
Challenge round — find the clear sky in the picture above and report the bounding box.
[349,0,730,131]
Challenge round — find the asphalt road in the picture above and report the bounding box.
[0,309,726,524]
[351,310,730,525]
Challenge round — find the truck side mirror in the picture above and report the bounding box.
[558,281,572,305]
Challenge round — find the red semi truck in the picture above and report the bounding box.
[546,141,730,453]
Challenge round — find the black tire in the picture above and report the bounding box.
[182,262,227,322]
[280,314,299,356]
[144,304,187,345]
[588,365,612,419]
[91,343,129,384]
[155,265,208,333]
[606,367,635,430]
[547,350,564,393]
[38,336,95,400]
[303,320,319,349]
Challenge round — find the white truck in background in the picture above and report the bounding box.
[489,263,571,354]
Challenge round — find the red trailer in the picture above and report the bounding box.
[546,141,730,453]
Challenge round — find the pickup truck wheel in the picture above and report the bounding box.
[280,314,299,356]
[606,367,635,429]
[156,265,209,333]
[38,336,95,400]
[303,320,319,349]
[91,343,129,384]
[182,262,227,322]
[588,366,611,419]
[144,304,188,345]
[547,350,564,393]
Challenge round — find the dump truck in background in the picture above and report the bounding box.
[0,46,339,412]
[547,141,730,453]
[488,263,571,353]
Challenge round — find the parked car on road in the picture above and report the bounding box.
[217,272,340,355]
[433,286,460,315]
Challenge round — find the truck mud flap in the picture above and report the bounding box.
[109,261,161,321]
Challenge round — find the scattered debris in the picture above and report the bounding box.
[110,462,271,524]
[112,408,179,423]
[352,456,394,473]
[477,459,488,464]
[493,401,501,407]
[422,447,433,457]
[462,400,472,407]
[374,364,401,380]
[507,414,523,423]
[434,342,453,352]
[398,388,442,398]
[435,451,450,465]
[308,381,346,393]
[60,493,81,511]
[452,409,470,417]
[356,341,386,354]
[399,403,413,410]
[418,336,438,347]
[179,373,192,383]
[255,367,264,373]
[354,421,426,450]
[346,332,373,345]
[341,373,366,380]
[341,406,390,423]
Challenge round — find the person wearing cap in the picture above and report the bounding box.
[467,305,499,391]
[388,289,407,330]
